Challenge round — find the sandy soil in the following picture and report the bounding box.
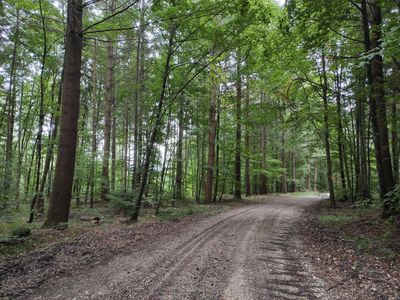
[19,195,327,300]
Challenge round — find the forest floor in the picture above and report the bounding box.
[299,199,400,299]
[0,194,399,299]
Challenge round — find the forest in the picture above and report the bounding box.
[0,0,399,298]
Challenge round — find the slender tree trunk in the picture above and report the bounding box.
[321,52,335,207]
[234,51,242,200]
[131,27,175,221]
[260,126,268,194]
[355,80,369,200]
[244,75,251,197]
[155,110,172,214]
[392,99,399,183]
[174,97,184,202]
[306,160,311,191]
[280,130,287,194]
[90,42,98,208]
[2,9,20,208]
[123,83,129,193]
[43,0,83,228]
[101,36,114,201]
[314,159,318,192]
[15,81,25,205]
[291,151,296,192]
[213,91,221,202]
[111,95,116,192]
[36,71,63,216]
[29,0,47,222]
[132,0,145,190]
[204,62,218,204]
[335,72,347,200]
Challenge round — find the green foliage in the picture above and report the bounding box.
[108,192,135,215]
[10,224,31,238]
[384,185,400,218]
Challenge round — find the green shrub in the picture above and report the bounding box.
[10,225,31,238]
[109,191,135,214]
[384,185,400,218]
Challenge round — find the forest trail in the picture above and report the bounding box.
[32,196,326,300]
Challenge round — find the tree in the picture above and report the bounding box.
[43,0,83,228]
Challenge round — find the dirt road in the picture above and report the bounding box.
[32,195,326,299]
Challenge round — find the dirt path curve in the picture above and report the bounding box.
[32,195,327,300]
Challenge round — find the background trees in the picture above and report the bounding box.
[0,0,399,227]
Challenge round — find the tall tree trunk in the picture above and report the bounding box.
[15,80,25,205]
[392,99,399,183]
[132,0,145,190]
[111,95,116,192]
[234,51,242,200]
[361,0,395,206]
[280,129,287,194]
[123,79,129,193]
[314,159,318,192]
[204,62,218,204]
[131,26,175,221]
[36,71,63,217]
[306,160,311,191]
[174,97,184,202]
[2,9,19,209]
[90,42,98,208]
[260,126,268,194]
[29,0,47,222]
[155,110,172,214]
[370,0,395,202]
[43,0,83,228]
[244,75,251,197]
[101,34,115,201]
[335,71,347,201]
[213,89,221,202]
[321,52,335,207]
[291,151,296,192]
[355,78,369,200]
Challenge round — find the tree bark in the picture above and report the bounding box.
[174,96,184,202]
[43,0,83,228]
[2,9,19,208]
[132,0,145,190]
[361,0,395,206]
[234,51,242,200]
[244,75,251,197]
[335,71,347,201]
[213,92,221,202]
[155,110,172,214]
[321,52,335,208]
[314,159,318,192]
[204,61,218,204]
[90,42,98,208]
[101,35,115,201]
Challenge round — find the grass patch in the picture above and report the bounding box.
[156,205,223,221]
[319,214,354,226]
[289,191,320,197]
